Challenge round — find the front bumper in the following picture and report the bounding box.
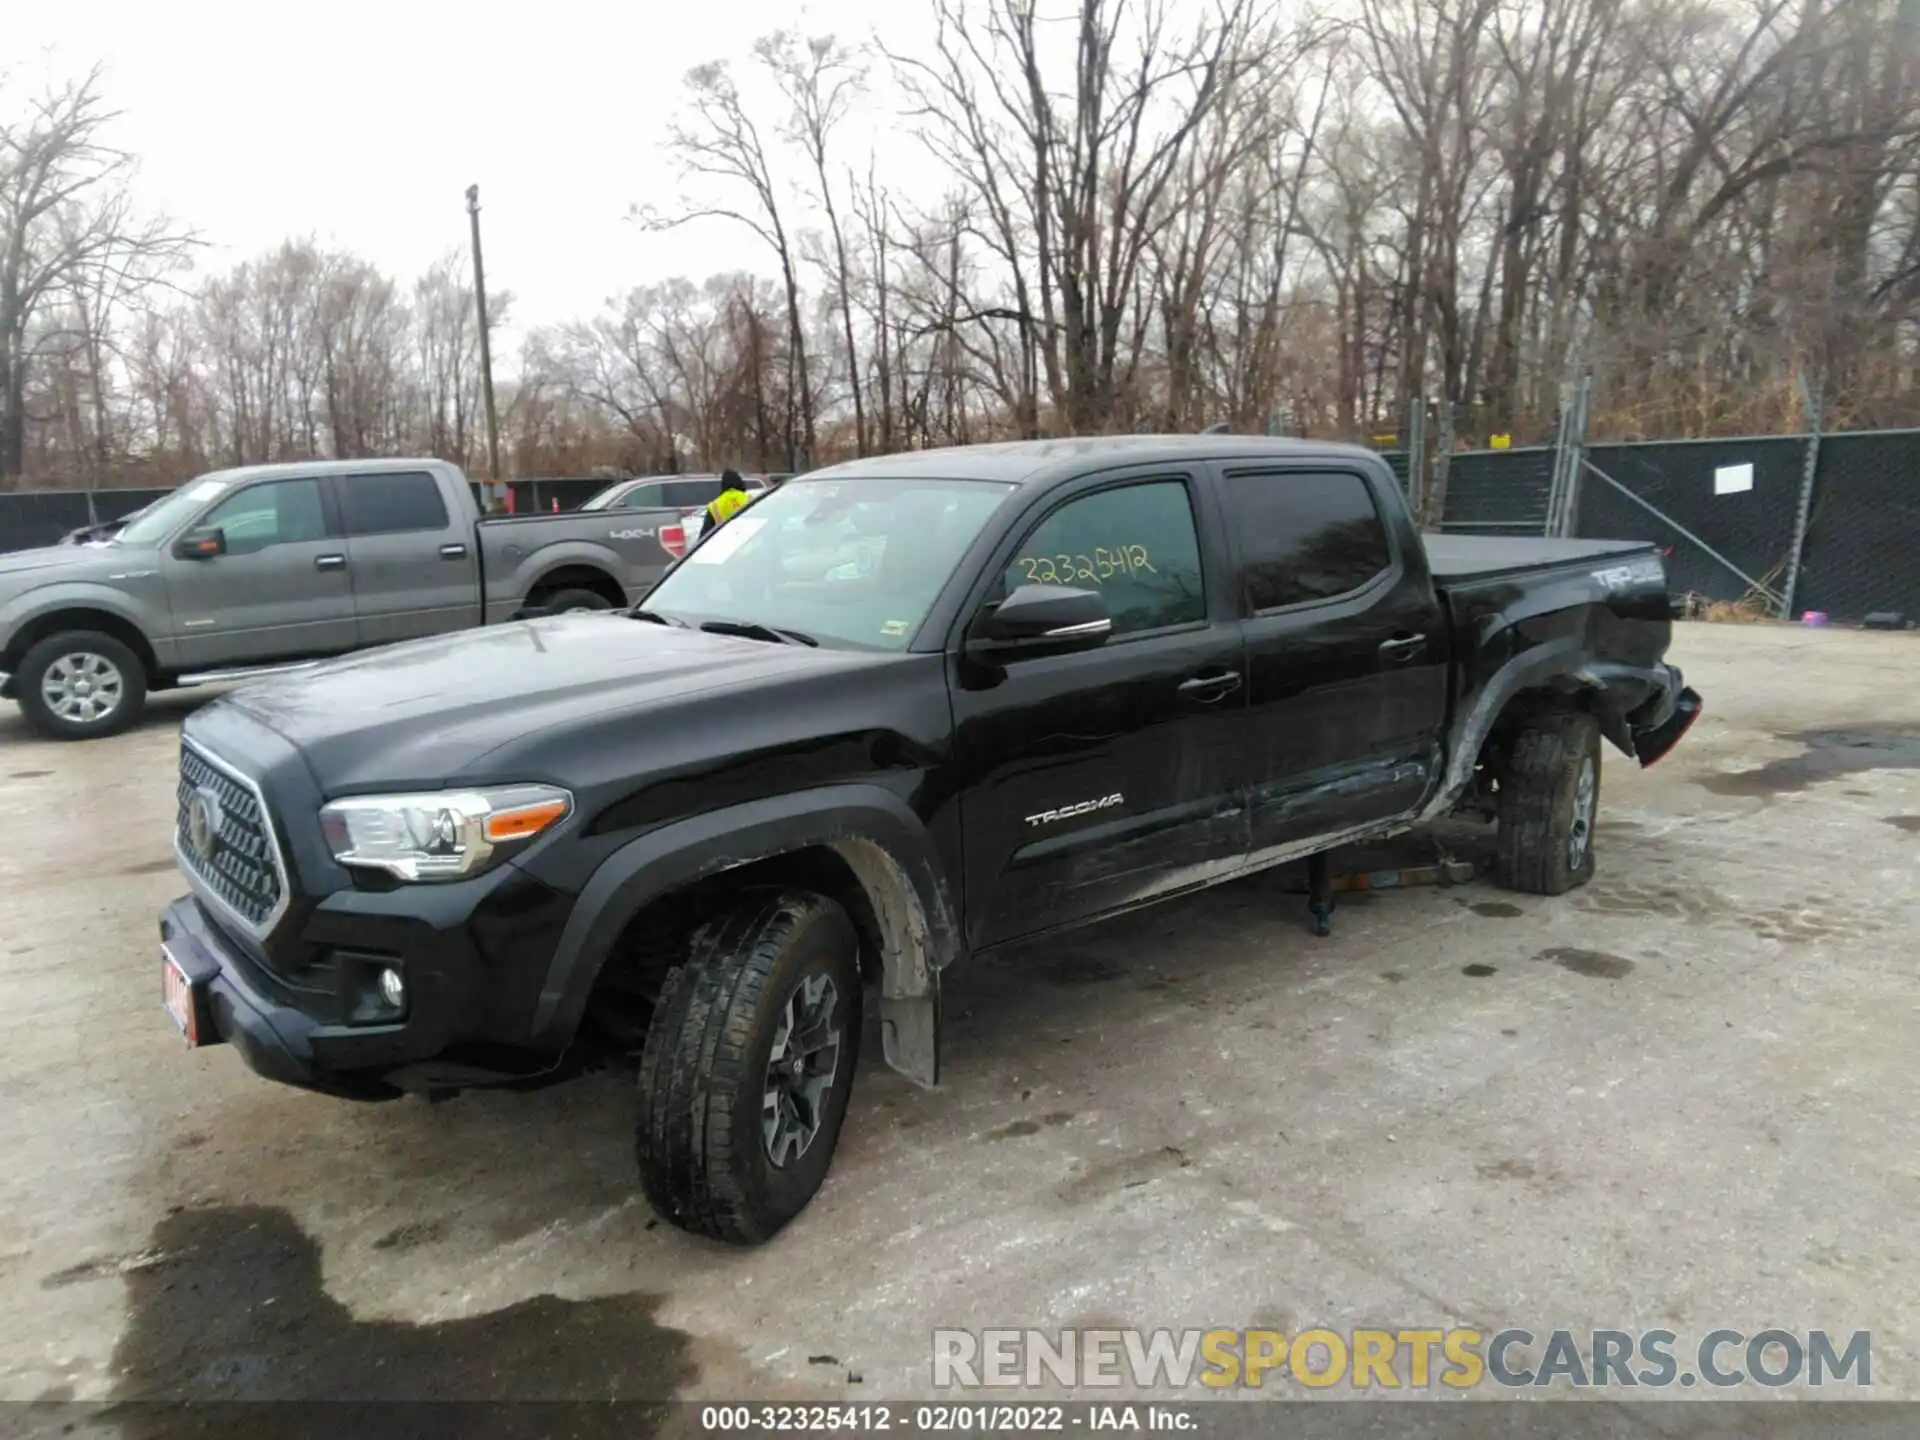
[162,895,403,1099]
[161,855,580,1098]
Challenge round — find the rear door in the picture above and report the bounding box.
[1223,463,1447,858]
[952,470,1249,949]
[336,470,480,645]
[159,476,358,668]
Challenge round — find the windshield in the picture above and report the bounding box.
[115,476,235,546]
[642,477,1014,650]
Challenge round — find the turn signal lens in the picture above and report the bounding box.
[484,798,570,843]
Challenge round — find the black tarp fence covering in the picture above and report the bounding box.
[2,434,1915,621]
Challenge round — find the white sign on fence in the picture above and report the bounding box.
[1714,462,1754,495]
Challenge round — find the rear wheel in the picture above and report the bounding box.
[15,631,148,740]
[1494,711,1601,895]
[540,587,613,614]
[636,889,862,1244]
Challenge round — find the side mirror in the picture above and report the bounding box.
[173,527,226,560]
[967,583,1112,659]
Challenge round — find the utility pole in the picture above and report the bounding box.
[466,184,503,500]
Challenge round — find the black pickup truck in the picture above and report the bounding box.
[158,436,1700,1243]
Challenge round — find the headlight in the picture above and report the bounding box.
[318,784,572,882]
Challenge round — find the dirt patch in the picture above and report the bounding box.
[983,1112,1075,1142]
[372,1216,454,1252]
[42,1247,182,1291]
[119,858,178,877]
[1576,881,1876,943]
[1040,953,1129,985]
[108,1205,697,1422]
[1697,725,1920,798]
[1476,1158,1536,1181]
[1886,816,1920,835]
[1469,901,1523,918]
[1058,1146,1193,1203]
[1538,947,1635,980]
[8,769,52,780]
[1462,964,1498,978]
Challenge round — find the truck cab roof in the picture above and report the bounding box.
[807,435,1386,488]
[182,458,461,487]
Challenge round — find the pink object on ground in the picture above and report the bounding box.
[1801,611,1830,626]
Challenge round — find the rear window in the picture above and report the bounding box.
[1225,470,1391,611]
[340,471,450,535]
[613,483,667,510]
[664,479,725,507]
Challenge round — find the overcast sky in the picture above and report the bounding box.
[15,0,924,360]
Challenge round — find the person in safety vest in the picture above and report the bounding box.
[704,470,753,533]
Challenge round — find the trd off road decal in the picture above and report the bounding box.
[1025,794,1124,828]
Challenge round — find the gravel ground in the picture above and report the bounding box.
[0,621,1915,1413]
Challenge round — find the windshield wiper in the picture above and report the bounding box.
[630,607,689,628]
[698,619,818,647]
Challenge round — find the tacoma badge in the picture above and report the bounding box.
[1025,793,1124,827]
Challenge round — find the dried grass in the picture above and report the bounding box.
[1679,590,1777,623]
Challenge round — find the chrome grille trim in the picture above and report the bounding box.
[174,737,292,938]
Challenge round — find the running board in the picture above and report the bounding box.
[173,660,327,688]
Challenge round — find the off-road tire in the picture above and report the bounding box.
[15,630,148,741]
[541,588,613,614]
[636,889,863,1244]
[1495,711,1602,896]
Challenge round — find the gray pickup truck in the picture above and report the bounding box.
[0,458,682,740]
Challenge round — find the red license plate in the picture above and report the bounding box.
[162,949,199,1046]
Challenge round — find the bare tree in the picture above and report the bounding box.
[764,32,872,455]
[643,60,816,470]
[0,68,194,484]
[893,0,1270,431]
[12,14,1920,493]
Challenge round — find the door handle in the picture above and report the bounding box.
[1378,632,1427,663]
[1178,669,1243,701]
[440,543,468,559]
[314,554,347,572]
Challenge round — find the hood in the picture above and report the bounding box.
[214,614,882,790]
[0,544,137,581]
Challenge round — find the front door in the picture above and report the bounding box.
[336,470,479,645]
[159,476,358,669]
[952,473,1249,950]
[1221,464,1448,859]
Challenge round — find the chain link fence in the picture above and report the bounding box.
[0,488,173,550]
[1438,446,1557,534]
[1577,437,1809,607]
[1792,431,1920,622]
[2,435,1915,623]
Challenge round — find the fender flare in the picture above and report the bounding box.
[1419,638,1670,822]
[1,585,160,669]
[529,783,958,1085]
[489,538,632,604]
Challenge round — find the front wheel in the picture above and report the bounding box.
[636,889,863,1244]
[14,631,148,740]
[1494,711,1601,895]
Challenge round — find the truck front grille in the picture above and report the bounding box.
[176,742,287,932]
